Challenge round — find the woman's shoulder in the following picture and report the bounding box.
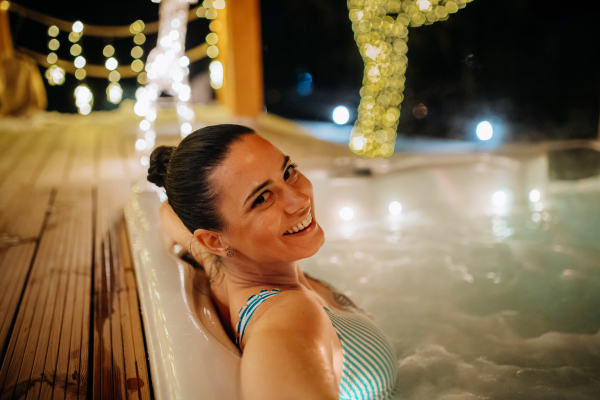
[239,289,331,348]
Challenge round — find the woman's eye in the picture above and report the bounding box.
[284,163,298,180]
[252,191,270,208]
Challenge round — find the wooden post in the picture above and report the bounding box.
[0,2,13,57]
[218,0,264,118]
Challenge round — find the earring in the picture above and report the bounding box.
[226,249,235,257]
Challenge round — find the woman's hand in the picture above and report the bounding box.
[240,291,340,400]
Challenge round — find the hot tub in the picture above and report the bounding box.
[126,142,600,400]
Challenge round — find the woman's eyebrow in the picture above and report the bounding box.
[281,155,290,171]
[243,155,290,206]
[244,179,272,206]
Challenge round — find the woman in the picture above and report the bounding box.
[148,124,397,400]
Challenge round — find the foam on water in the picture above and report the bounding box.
[301,157,600,399]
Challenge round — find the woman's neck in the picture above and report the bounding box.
[221,258,304,290]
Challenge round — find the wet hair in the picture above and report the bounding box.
[147,124,255,234]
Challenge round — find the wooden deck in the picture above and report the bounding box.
[0,115,153,400]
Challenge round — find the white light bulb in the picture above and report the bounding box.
[135,139,147,151]
[340,207,354,221]
[476,121,493,141]
[181,122,192,135]
[389,201,402,215]
[105,57,118,71]
[72,21,84,33]
[139,120,151,131]
[529,189,541,203]
[492,191,507,206]
[179,56,190,67]
[74,56,86,68]
[333,106,350,125]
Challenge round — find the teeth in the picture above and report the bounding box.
[285,213,313,235]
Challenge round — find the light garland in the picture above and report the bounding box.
[44,25,65,85]
[74,84,93,115]
[135,0,203,152]
[347,0,474,157]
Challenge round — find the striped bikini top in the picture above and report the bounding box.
[235,288,397,400]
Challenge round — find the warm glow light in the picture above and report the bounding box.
[529,189,541,203]
[476,121,493,141]
[333,106,350,125]
[417,0,432,11]
[48,39,60,51]
[346,0,474,157]
[352,136,366,151]
[70,44,82,56]
[108,70,120,82]
[48,25,59,37]
[75,68,86,80]
[107,83,123,104]
[134,33,146,45]
[103,45,115,58]
[206,45,219,58]
[141,156,150,166]
[131,46,144,59]
[492,191,507,207]
[340,207,354,221]
[47,53,58,64]
[389,201,402,215]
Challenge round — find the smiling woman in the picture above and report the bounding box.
[147,124,397,400]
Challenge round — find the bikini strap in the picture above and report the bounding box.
[235,288,282,349]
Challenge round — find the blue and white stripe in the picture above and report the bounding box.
[235,290,397,400]
[324,307,397,400]
[235,288,282,349]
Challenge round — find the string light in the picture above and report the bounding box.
[347,0,473,158]
[74,84,93,115]
[138,0,199,146]
[45,25,65,86]
[209,60,223,89]
[70,21,87,86]
[106,82,123,104]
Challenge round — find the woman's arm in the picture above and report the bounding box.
[240,291,339,400]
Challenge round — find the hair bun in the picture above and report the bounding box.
[147,146,175,188]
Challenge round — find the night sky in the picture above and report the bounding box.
[8,0,600,141]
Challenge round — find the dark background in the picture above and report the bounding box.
[8,0,600,141]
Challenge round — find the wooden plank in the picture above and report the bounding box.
[108,211,126,400]
[29,187,91,400]
[0,243,36,360]
[0,131,36,186]
[0,191,69,400]
[0,128,55,211]
[23,188,79,400]
[120,221,152,400]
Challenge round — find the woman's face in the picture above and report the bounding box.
[211,134,325,263]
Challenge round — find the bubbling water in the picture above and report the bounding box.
[301,161,600,399]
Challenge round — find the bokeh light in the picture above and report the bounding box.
[389,201,402,215]
[492,190,507,207]
[333,106,350,125]
[340,207,354,221]
[529,189,541,203]
[476,121,493,141]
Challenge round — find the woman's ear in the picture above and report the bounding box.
[193,229,228,257]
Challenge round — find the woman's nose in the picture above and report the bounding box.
[281,184,310,214]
